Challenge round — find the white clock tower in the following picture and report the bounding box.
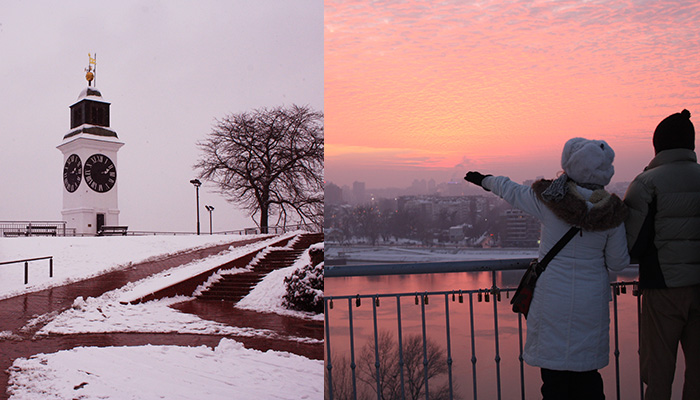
[58,55,124,235]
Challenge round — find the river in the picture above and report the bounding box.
[324,245,684,400]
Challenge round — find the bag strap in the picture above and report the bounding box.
[538,226,581,270]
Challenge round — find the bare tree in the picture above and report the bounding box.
[195,105,323,232]
[357,331,453,400]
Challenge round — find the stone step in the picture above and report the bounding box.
[195,233,321,303]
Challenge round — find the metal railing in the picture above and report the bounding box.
[0,256,54,284]
[0,221,316,237]
[0,221,68,237]
[324,259,643,400]
[127,224,316,236]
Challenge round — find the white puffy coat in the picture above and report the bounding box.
[483,176,630,371]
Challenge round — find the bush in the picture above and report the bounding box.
[284,246,324,314]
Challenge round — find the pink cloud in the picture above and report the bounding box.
[325,0,700,187]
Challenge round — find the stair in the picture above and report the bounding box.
[196,232,323,303]
[291,232,323,250]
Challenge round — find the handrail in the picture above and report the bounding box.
[325,262,643,400]
[0,256,53,266]
[0,256,54,284]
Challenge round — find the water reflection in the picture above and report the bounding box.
[325,268,655,400]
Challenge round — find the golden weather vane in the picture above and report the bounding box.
[85,53,97,86]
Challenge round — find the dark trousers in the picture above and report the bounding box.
[541,368,605,400]
[640,286,700,400]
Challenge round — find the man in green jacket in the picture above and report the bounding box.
[624,109,700,400]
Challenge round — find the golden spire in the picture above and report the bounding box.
[85,53,96,86]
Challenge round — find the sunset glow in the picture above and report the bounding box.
[325,1,700,187]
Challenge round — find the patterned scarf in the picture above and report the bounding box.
[542,174,603,203]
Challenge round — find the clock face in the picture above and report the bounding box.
[84,153,116,193]
[63,154,82,193]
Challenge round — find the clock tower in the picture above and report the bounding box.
[57,55,124,235]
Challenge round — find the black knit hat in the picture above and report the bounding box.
[653,109,695,154]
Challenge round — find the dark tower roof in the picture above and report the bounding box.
[64,86,118,140]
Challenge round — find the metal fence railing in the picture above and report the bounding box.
[128,223,317,236]
[0,256,54,285]
[324,259,644,400]
[0,221,68,237]
[0,221,316,237]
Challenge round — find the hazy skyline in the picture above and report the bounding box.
[0,0,323,232]
[325,1,700,188]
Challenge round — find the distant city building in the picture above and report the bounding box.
[503,209,540,247]
[398,196,434,216]
[448,223,472,242]
[428,178,436,194]
[325,182,343,205]
[352,181,366,205]
[446,181,461,197]
[410,179,428,195]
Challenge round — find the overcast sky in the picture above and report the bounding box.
[325,0,700,188]
[0,0,323,232]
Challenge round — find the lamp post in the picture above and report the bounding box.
[205,205,215,235]
[189,179,201,235]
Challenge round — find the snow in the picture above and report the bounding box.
[0,234,269,300]
[7,339,322,400]
[1,233,323,399]
[117,238,279,304]
[237,245,322,320]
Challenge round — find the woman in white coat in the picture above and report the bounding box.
[465,138,630,400]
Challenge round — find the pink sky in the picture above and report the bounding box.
[325,0,700,188]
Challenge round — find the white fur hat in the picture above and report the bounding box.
[561,138,615,187]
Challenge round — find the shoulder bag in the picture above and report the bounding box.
[511,226,581,318]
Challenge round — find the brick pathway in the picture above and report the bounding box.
[0,236,323,399]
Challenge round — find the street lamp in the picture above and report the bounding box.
[189,179,201,235]
[205,205,215,235]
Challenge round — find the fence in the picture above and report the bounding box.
[0,221,68,237]
[128,223,317,236]
[324,259,644,400]
[0,221,316,237]
[0,256,54,285]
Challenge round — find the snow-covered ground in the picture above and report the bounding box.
[1,233,323,399]
[0,234,269,300]
[7,339,322,400]
[325,243,539,264]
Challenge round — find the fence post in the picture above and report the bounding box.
[372,296,381,400]
[396,295,406,400]
[24,261,28,284]
[324,298,334,400]
[491,271,503,400]
[420,292,430,400]
[49,257,53,278]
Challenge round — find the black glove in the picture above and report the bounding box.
[464,171,492,191]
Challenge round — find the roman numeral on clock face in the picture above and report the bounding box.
[84,153,117,193]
